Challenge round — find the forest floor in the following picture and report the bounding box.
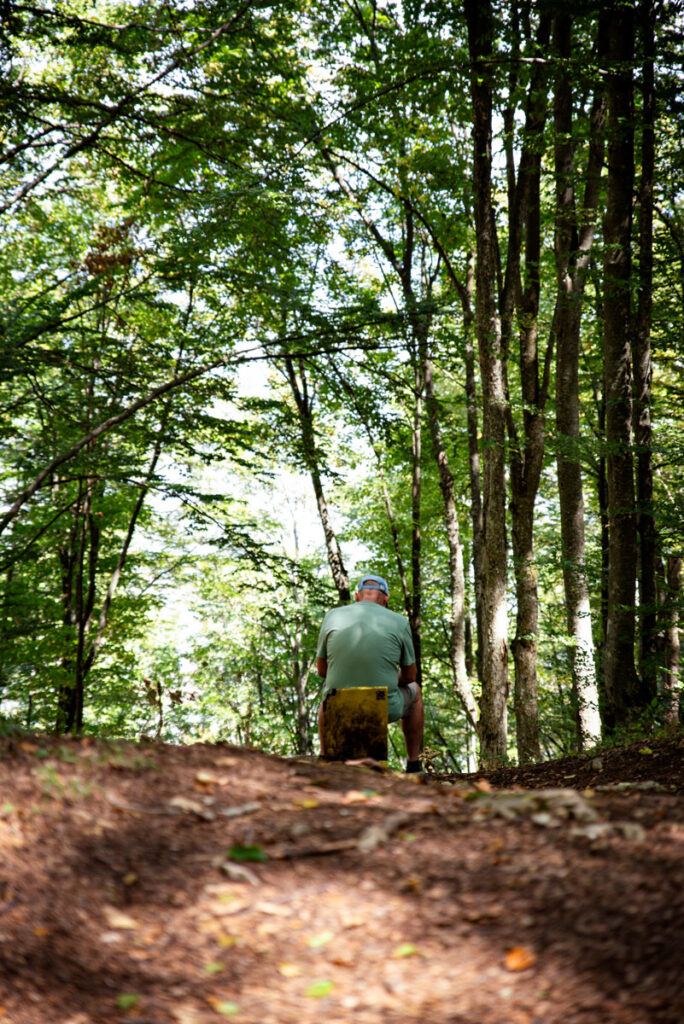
[0,729,683,1024]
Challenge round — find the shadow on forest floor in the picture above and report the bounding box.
[0,730,683,1024]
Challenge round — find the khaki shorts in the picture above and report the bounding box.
[398,682,420,720]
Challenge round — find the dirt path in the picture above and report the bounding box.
[1,731,682,1024]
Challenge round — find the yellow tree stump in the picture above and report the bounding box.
[321,687,388,763]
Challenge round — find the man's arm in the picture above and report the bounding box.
[399,662,417,685]
[316,657,328,678]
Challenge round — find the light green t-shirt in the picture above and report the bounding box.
[316,602,416,722]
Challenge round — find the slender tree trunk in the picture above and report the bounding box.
[56,475,92,734]
[463,253,485,687]
[330,362,417,661]
[634,0,658,699]
[410,357,423,681]
[552,12,604,749]
[422,343,479,732]
[502,12,554,764]
[602,3,643,727]
[662,555,682,724]
[465,0,509,765]
[507,32,551,763]
[284,357,351,604]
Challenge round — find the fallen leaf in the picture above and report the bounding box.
[342,790,369,804]
[398,831,417,842]
[342,913,365,927]
[394,942,420,958]
[206,997,240,1016]
[278,962,302,977]
[171,1002,206,1024]
[307,930,334,948]
[401,875,421,893]
[204,962,225,974]
[305,979,334,998]
[293,798,319,809]
[122,872,138,886]
[116,993,141,1010]
[473,779,492,793]
[103,906,139,930]
[33,926,49,938]
[505,946,537,971]
[639,747,653,755]
[227,843,267,863]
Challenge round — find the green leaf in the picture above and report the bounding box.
[210,1000,240,1017]
[393,942,419,958]
[204,961,225,974]
[116,993,141,1010]
[306,930,334,948]
[227,844,268,863]
[305,979,334,998]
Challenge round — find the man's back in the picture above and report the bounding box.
[317,601,414,721]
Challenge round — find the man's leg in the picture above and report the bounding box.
[401,685,424,763]
[318,702,325,757]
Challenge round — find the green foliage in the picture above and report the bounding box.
[0,1,681,760]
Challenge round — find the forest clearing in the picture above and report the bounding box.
[0,730,682,1024]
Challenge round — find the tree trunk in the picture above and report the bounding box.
[506,20,551,763]
[463,253,485,687]
[284,357,351,604]
[410,357,423,681]
[634,0,658,699]
[465,0,509,765]
[662,555,682,724]
[602,3,643,728]
[330,360,415,629]
[552,12,605,749]
[510,489,540,762]
[422,344,479,732]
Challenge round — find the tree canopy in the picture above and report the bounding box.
[1,0,682,768]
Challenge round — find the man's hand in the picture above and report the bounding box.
[316,657,328,679]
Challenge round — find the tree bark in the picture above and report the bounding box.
[329,361,415,630]
[602,2,643,728]
[463,253,485,688]
[634,0,658,699]
[465,0,509,765]
[662,555,682,724]
[552,12,605,750]
[283,356,351,604]
[422,342,479,732]
[506,14,551,763]
[410,356,423,681]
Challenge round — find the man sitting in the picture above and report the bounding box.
[316,573,425,773]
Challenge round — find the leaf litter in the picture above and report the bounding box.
[0,732,683,1023]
